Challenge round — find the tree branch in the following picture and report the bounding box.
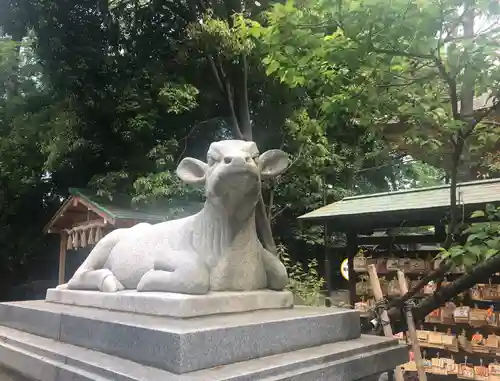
[355,152,409,174]
[434,57,459,120]
[256,195,277,253]
[389,252,500,324]
[443,9,466,42]
[376,73,437,88]
[206,55,225,95]
[239,54,252,140]
[268,185,275,221]
[206,52,244,139]
[224,77,245,140]
[370,48,434,60]
[385,261,452,311]
[271,205,289,221]
[268,147,303,221]
[386,138,463,311]
[474,98,500,125]
[370,46,459,120]
[197,0,208,12]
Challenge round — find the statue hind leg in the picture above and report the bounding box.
[137,250,209,294]
[64,229,125,292]
[261,249,289,290]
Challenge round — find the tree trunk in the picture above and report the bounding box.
[385,0,476,314]
[457,0,475,182]
[196,1,280,254]
[233,56,278,253]
[387,0,478,325]
[256,195,277,253]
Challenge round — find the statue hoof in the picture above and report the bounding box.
[101,275,124,293]
[56,283,69,290]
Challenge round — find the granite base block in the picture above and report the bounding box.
[0,366,35,381]
[0,300,362,374]
[46,288,294,318]
[0,325,407,381]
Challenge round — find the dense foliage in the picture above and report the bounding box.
[253,0,500,178]
[0,0,497,294]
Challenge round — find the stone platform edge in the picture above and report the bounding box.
[0,324,407,381]
[45,288,294,318]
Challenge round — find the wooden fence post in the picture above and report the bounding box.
[397,270,427,381]
[367,264,405,381]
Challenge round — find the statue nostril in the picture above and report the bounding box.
[224,157,232,164]
[245,156,252,163]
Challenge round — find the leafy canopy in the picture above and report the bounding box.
[252,0,500,175]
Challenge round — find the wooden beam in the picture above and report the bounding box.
[434,223,446,240]
[74,197,116,225]
[300,198,500,232]
[359,235,470,247]
[323,218,445,232]
[44,195,116,235]
[357,234,443,246]
[72,218,106,229]
[58,233,68,285]
[47,211,90,233]
[323,221,332,295]
[43,197,73,234]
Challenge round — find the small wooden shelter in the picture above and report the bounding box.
[298,178,500,304]
[44,188,202,285]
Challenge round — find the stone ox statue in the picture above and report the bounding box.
[62,140,289,294]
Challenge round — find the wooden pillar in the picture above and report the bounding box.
[346,230,358,306]
[323,220,332,296]
[58,233,68,285]
[434,223,447,243]
[321,180,333,298]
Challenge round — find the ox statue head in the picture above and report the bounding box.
[176,140,289,209]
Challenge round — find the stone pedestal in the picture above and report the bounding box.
[0,289,407,381]
[46,288,294,318]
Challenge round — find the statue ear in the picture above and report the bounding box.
[176,157,208,186]
[258,149,289,178]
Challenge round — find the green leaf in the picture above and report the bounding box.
[463,256,477,268]
[486,203,496,214]
[438,250,451,259]
[486,239,500,250]
[449,246,465,258]
[265,59,280,75]
[470,210,486,219]
[467,245,483,257]
[467,234,479,242]
[485,249,499,260]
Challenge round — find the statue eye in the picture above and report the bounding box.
[207,156,218,166]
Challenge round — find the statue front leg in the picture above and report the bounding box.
[261,250,289,291]
[65,229,124,292]
[68,269,124,292]
[137,251,209,294]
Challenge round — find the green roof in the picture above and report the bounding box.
[298,178,500,231]
[69,188,203,223]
